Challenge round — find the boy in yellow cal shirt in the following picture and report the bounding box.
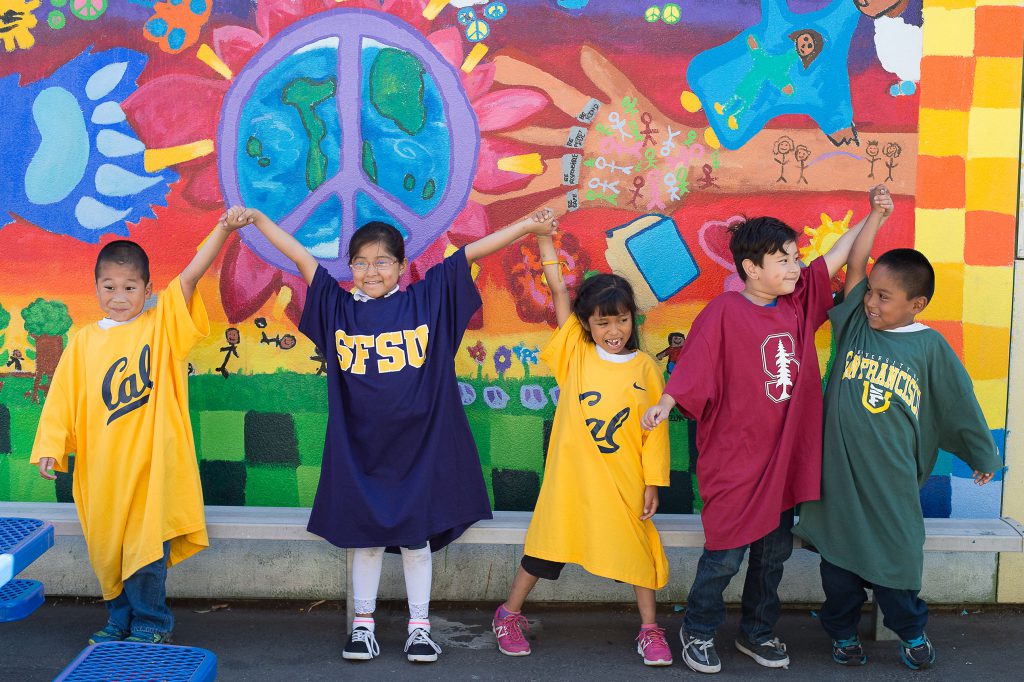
[30,219,240,644]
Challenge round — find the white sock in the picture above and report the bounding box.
[351,547,385,618]
[401,545,432,629]
[352,616,375,633]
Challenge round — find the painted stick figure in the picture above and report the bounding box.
[773,135,794,183]
[627,175,645,208]
[883,141,901,181]
[607,112,633,141]
[795,145,811,184]
[696,164,719,189]
[865,140,881,179]
[639,112,659,147]
[216,327,241,379]
[660,125,681,157]
[656,332,686,374]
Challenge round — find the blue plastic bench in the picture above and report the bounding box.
[55,642,217,682]
[0,517,54,622]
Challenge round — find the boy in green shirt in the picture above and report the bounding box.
[793,188,1002,670]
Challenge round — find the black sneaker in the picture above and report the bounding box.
[899,634,935,670]
[405,627,441,663]
[735,634,790,668]
[343,626,380,661]
[680,627,721,674]
[832,635,868,665]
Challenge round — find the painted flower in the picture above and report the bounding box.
[122,0,552,327]
[467,340,486,364]
[504,233,590,327]
[493,344,512,379]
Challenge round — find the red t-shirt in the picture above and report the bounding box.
[665,258,832,550]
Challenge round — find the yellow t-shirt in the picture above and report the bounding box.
[30,278,210,600]
[524,316,670,589]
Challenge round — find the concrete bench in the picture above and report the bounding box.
[3,502,1022,638]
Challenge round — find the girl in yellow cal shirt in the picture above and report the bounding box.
[491,230,673,667]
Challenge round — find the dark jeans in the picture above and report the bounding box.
[105,542,173,636]
[683,510,794,643]
[818,558,928,642]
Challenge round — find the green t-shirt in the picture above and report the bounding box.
[793,279,1002,590]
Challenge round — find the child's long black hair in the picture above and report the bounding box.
[572,274,640,351]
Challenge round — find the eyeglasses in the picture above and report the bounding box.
[350,258,399,273]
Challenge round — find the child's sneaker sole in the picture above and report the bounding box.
[637,643,673,667]
[735,639,789,668]
[682,652,720,674]
[407,652,439,663]
[342,651,375,661]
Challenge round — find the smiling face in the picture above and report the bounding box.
[350,240,406,298]
[794,32,816,57]
[95,262,151,322]
[863,264,927,330]
[585,308,634,355]
[744,240,801,299]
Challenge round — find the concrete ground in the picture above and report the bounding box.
[3,599,1021,681]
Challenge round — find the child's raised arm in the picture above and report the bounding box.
[536,233,571,327]
[464,208,558,265]
[843,185,893,295]
[179,216,244,302]
[225,206,319,285]
[821,184,893,280]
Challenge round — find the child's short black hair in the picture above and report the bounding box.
[348,221,405,262]
[95,240,150,283]
[874,248,935,301]
[668,332,685,343]
[572,274,640,351]
[728,217,798,280]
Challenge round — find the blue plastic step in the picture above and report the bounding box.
[0,579,45,622]
[0,518,55,585]
[56,642,217,682]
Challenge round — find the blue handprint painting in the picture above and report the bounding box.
[0,47,175,242]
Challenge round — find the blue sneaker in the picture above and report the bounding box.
[899,634,935,670]
[832,635,867,665]
[124,631,173,644]
[87,623,129,645]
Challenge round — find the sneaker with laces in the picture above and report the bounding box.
[832,635,867,665]
[899,634,935,670]
[735,634,789,668]
[492,605,531,656]
[123,631,172,644]
[405,627,441,663]
[87,624,129,645]
[680,628,721,674]
[343,626,380,661]
[636,626,672,666]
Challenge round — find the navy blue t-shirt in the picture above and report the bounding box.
[298,250,492,551]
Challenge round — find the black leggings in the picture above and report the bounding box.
[521,554,566,581]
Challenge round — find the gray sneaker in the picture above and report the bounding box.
[680,628,721,674]
[735,634,789,668]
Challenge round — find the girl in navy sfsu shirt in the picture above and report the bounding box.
[224,205,557,664]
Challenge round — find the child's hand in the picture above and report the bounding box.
[973,470,994,486]
[640,486,659,521]
[224,205,260,230]
[521,207,559,237]
[642,405,668,431]
[37,457,57,481]
[869,184,893,217]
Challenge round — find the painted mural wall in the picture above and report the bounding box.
[0,0,1020,518]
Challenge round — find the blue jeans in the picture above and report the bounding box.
[104,541,173,636]
[683,510,794,643]
[818,558,928,642]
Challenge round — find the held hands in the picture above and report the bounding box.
[37,457,57,481]
[869,184,893,218]
[641,404,669,431]
[521,207,559,238]
[222,205,262,231]
[973,470,994,486]
[640,485,659,521]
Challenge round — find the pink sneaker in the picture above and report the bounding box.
[637,626,673,666]
[492,605,531,656]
